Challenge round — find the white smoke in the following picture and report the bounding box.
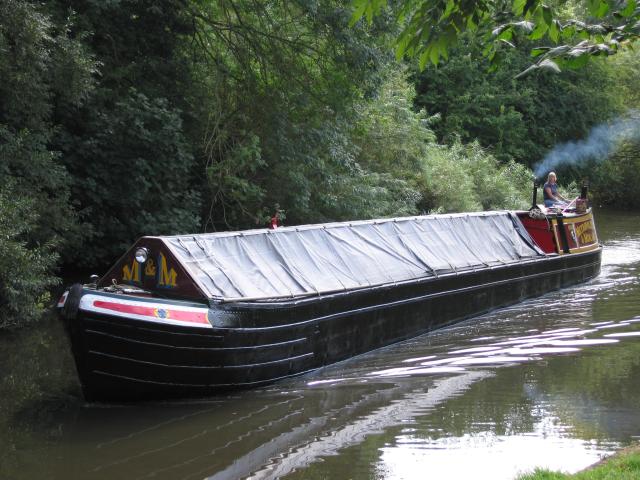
[534,113,640,178]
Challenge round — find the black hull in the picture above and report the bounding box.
[63,249,601,401]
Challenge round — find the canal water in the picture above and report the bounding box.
[1,209,640,480]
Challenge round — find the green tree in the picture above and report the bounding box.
[59,90,201,266]
[351,67,532,214]
[588,49,640,206]
[188,0,409,228]
[0,0,95,248]
[0,0,95,327]
[413,35,621,166]
[46,0,202,266]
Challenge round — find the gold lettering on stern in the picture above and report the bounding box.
[574,220,595,245]
[145,258,156,277]
[158,252,178,288]
[122,259,141,284]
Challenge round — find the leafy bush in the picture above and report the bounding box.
[0,124,74,330]
[0,185,59,329]
[351,68,533,217]
[420,143,481,212]
[419,141,533,213]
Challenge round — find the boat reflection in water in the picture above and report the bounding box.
[58,184,601,402]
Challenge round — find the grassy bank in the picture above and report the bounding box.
[517,446,640,479]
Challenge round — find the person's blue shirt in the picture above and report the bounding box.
[543,182,559,207]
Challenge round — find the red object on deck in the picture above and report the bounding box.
[518,214,557,253]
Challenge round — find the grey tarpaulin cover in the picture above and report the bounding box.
[165,212,544,302]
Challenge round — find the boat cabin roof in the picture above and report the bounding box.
[99,211,545,302]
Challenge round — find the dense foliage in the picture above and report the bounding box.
[0,184,58,329]
[412,34,622,166]
[351,0,640,72]
[0,0,91,327]
[0,0,638,328]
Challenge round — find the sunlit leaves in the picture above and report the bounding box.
[548,20,560,43]
[518,39,615,77]
[359,0,495,69]
[493,1,638,75]
[512,0,539,17]
[349,0,387,25]
[350,0,640,71]
[587,0,610,17]
[619,0,637,18]
[515,57,560,78]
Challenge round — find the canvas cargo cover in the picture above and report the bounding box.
[162,212,544,302]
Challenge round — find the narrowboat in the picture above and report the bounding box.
[58,186,601,401]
